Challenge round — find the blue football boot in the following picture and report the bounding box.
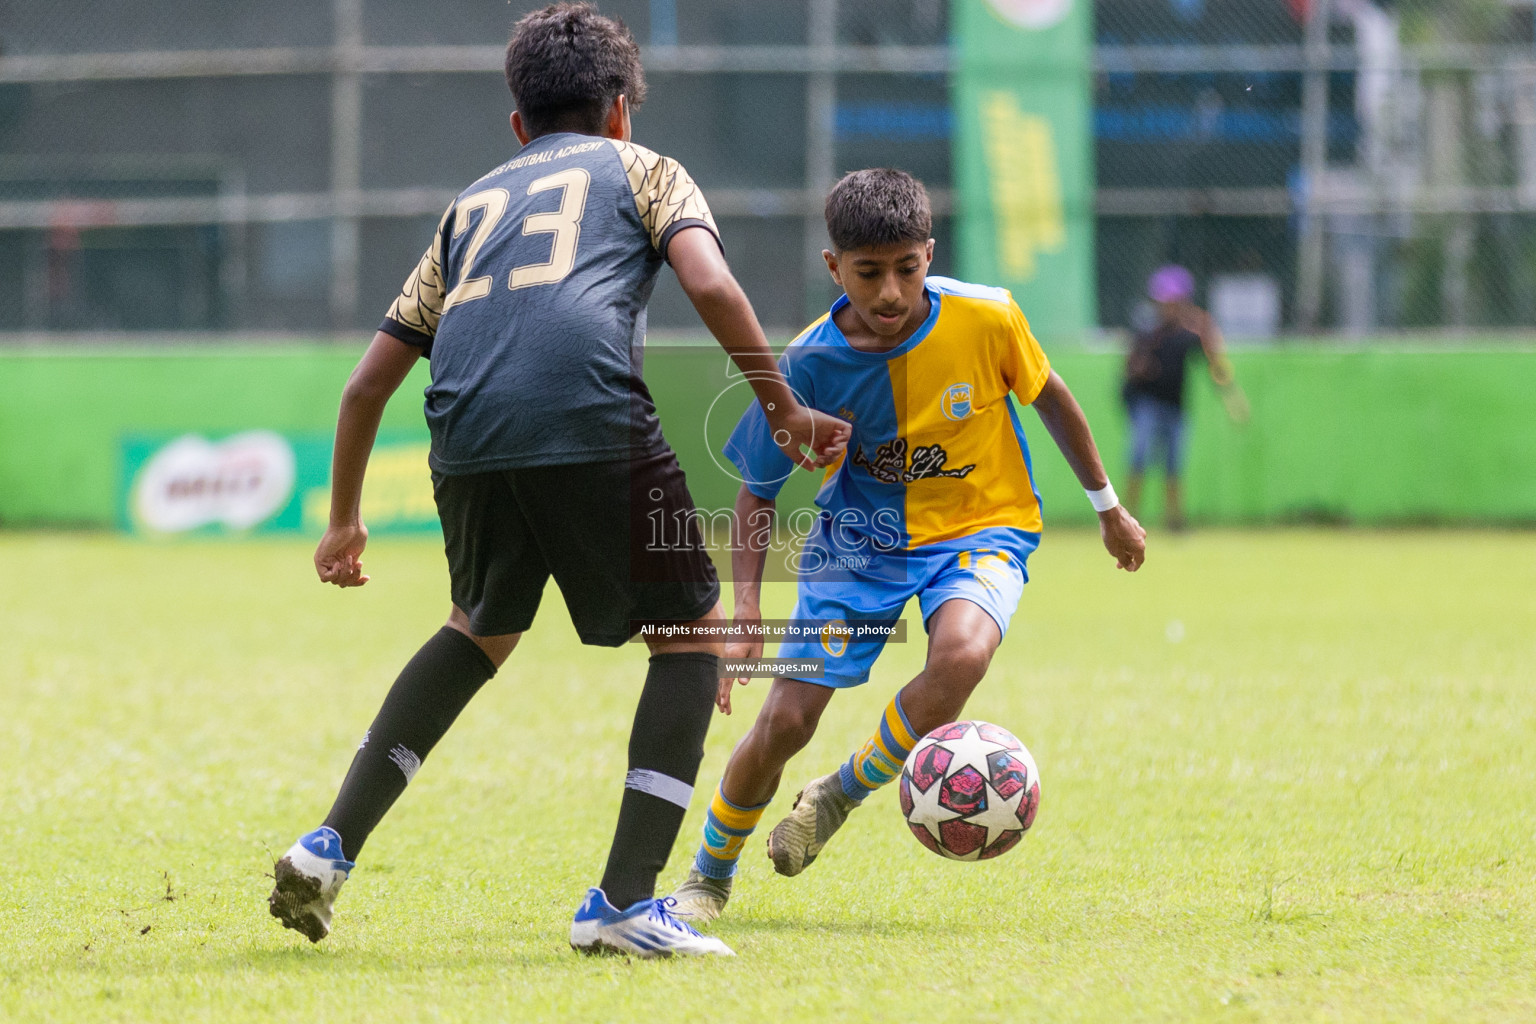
[569,887,734,958]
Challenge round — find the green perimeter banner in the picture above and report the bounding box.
[2,345,1535,532]
[118,431,437,537]
[0,347,441,537]
[953,0,1095,339]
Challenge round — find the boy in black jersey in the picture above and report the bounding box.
[267,2,847,959]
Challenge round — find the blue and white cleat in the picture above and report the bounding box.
[268,826,354,943]
[569,887,735,958]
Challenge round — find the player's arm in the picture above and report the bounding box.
[668,228,849,469]
[1193,309,1250,423]
[1030,371,1147,571]
[315,331,422,588]
[718,484,776,714]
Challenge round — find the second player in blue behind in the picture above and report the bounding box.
[670,168,1147,923]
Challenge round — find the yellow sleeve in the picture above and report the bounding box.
[1004,297,1051,404]
[382,203,452,342]
[609,140,721,257]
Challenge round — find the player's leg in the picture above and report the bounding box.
[269,612,519,942]
[1164,401,1188,532]
[670,676,835,920]
[516,452,732,956]
[269,470,547,942]
[721,676,838,807]
[773,601,999,873]
[1126,395,1154,516]
[1165,478,1185,531]
[766,544,1028,876]
[888,599,1001,734]
[1126,474,1144,518]
[764,656,933,878]
[319,609,516,857]
[568,613,735,957]
[898,546,1027,737]
[573,616,728,929]
[320,467,541,863]
[762,687,895,878]
[752,553,908,879]
[590,614,726,911]
[676,528,900,913]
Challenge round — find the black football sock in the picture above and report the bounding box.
[598,652,720,910]
[321,626,497,861]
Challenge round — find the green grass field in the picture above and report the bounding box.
[2,530,1533,1022]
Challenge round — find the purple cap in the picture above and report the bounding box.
[1148,265,1195,303]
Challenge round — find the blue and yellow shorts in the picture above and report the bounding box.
[776,521,1037,688]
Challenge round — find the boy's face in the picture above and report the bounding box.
[823,238,934,338]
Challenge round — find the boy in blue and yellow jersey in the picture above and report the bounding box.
[670,169,1145,922]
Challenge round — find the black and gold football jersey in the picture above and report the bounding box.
[380,132,720,474]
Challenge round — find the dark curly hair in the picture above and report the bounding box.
[824,168,933,253]
[505,3,648,139]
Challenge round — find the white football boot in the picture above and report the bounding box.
[268,826,354,942]
[569,887,735,958]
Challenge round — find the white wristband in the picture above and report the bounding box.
[1086,483,1119,513]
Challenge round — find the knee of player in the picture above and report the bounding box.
[759,697,822,753]
[929,638,995,688]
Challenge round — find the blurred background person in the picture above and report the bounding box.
[1122,265,1249,531]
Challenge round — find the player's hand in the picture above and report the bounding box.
[767,405,851,471]
[1099,505,1146,572]
[1220,384,1251,425]
[315,520,371,587]
[718,611,765,714]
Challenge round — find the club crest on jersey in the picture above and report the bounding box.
[942,383,974,421]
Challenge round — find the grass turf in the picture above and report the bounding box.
[1,529,1533,1022]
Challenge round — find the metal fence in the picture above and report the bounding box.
[3,0,1535,336]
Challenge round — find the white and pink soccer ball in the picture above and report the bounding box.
[899,721,1041,861]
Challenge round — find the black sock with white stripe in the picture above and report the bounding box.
[599,652,720,910]
[321,627,497,860]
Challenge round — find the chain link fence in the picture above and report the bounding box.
[2,0,1535,336]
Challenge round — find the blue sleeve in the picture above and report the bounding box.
[722,350,812,500]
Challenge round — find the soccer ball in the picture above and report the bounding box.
[899,720,1040,860]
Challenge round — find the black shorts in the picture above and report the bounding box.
[432,449,721,646]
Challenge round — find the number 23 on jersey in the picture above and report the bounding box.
[441,167,591,313]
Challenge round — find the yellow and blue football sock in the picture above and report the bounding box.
[837,692,919,802]
[693,782,769,880]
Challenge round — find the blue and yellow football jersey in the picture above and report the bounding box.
[725,276,1051,552]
